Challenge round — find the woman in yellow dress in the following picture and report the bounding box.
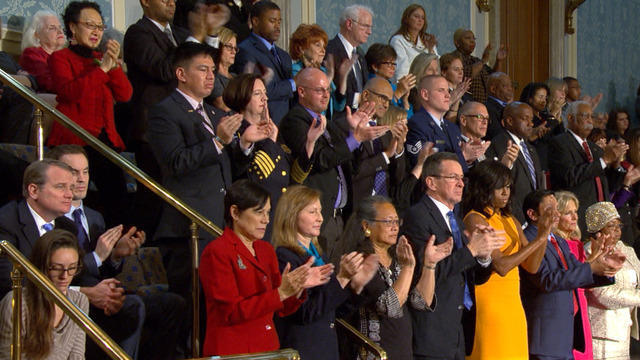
[462,160,554,359]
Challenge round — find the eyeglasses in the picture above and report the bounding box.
[604,222,624,231]
[78,21,107,31]
[46,25,64,33]
[302,86,331,95]
[222,43,238,52]
[431,174,464,182]
[350,19,372,29]
[463,114,490,123]
[381,61,397,67]
[369,218,403,227]
[367,89,391,104]
[48,264,82,276]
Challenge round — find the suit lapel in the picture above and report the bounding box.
[17,201,39,253]
[250,34,286,79]
[140,17,175,52]
[566,132,589,163]
[231,234,269,276]
[422,196,453,240]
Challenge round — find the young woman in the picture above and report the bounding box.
[0,230,89,360]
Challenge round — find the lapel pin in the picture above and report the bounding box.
[237,255,246,270]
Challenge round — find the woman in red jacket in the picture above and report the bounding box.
[49,1,133,225]
[199,179,333,356]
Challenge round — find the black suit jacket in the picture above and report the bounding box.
[147,90,248,238]
[486,131,544,223]
[123,17,190,144]
[233,33,294,124]
[325,35,368,110]
[401,195,491,358]
[549,131,623,233]
[484,96,506,140]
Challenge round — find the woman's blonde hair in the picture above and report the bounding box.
[272,185,323,256]
[554,190,582,240]
[378,105,407,127]
[217,27,236,47]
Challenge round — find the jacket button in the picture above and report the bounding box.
[458,305,464,310]
[282,170,287,176]
[330,322,335,328]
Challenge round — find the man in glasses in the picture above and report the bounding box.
[458,101,492,168]
[325,4,373,110]
[401,151,504,360]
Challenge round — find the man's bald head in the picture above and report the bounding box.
[363,76,393,119]
[459,101,489,139]
[296,67,330,114]
[487,72,514,102]
[418,75,450,116]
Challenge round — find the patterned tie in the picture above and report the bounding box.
[42,223,54,232]
[447,210,473,310]
[369,121,387,196]
[73,208,89,252]
[164,26,178,47]
[520,140,537,189]
[581,141,605,201]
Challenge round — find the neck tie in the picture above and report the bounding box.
[369,121,387,196]
[549,234,579,314]
[447,210,474,310]
[42,223,54,232]
[72,208,90,252]
[352,48,363,92]
[323,127,348,209]
[520,140,537,189]
[164,26,178,47]
[270,46,282,66]
[581,141,605,201]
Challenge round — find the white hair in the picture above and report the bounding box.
[339,4,373,27]
[21,10,60,51]
[566,100,590,117]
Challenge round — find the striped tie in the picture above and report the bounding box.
[520,140,537,189]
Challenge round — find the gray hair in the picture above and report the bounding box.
[566,100,590,117]
[339,4,373,27]
[409,52,439,80]
[21,10,60,50]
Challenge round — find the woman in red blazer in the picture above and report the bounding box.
[199,180,334,356]
[48,1,132,150]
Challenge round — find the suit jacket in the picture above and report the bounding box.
[406,107,468,172]
[401,195,491,358]
[279,104,355,229]
[199,228,305,356]
[484,96,506,140]
[325,35,368,110]
[521,225,612,359]
[147,90,248,238]
[123,17,190,144]
[548,132,623,233]
[486,130,544,223]
[233,33,294,124]
[274,247,349,360]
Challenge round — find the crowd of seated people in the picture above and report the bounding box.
[2,1,640,359]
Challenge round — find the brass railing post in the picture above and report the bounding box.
[190,221,200,358]
[34,108,44,160]
[10,267,23,360]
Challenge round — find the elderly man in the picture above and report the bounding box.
[325,4,373,110]
[407,75,471,171]
[279,67,386,260]
[452,29,506,104]
[484,72,514,140]
[458,101,492,167]
[401,152,504,360]
[486,102,544,223]
[549,101,627,233]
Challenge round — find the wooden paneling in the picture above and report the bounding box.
[500,0,550,97]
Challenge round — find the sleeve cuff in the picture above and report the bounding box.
[289,79,296,92]
[92,252,102,268]
[477,256,492,267]
[345,132,361,152]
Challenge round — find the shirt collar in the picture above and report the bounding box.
[176,88,203,111]
[146,16,170,33]
[489,95,507,107]
[337,33,355,58]
[303,106,321,120]
[568,128,586,144]
[26,201,54,236]
[254,33,274,50]
[506,130,524,144]
[428,195,455,232]
[427,110,445,128]
[65,201,84,219]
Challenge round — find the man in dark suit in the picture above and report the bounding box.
[548,101,627,233]
[486,102,544,223]
[147,42,264,298]
[279,67,386,260]
[458,101,492,168]
[401,152,504,360]
[325,4,372,110]
[407,75,469,171]
[232,1,294,124]
[520,190,619,360]
[0,159,145,360]
[48,145,187,360]
[350,77,408,206]
[484,72,513,140]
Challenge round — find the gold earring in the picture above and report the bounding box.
[364,228,371,237]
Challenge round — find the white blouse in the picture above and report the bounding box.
[389,34,439,82]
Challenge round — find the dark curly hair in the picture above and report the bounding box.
[62,1,102,39]
[462,160,513,218]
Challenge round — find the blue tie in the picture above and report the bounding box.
[370,121,387,196]
[72,208,89,252]
[42,223,54,232]
[270,46,281,66]
[520,140,537,189]
[447,210,474,310]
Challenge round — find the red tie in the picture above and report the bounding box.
[582,141,605,201]
[549,234,578,314]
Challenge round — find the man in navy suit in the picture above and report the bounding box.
[401,152,505,360]
[233,1,294,124]
[521,190,620,360]
[406,75,470,171]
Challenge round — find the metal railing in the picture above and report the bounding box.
[0,240,130,360]
[336,319,387,359]
[0,67,384,360]
[194,348,300,359]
